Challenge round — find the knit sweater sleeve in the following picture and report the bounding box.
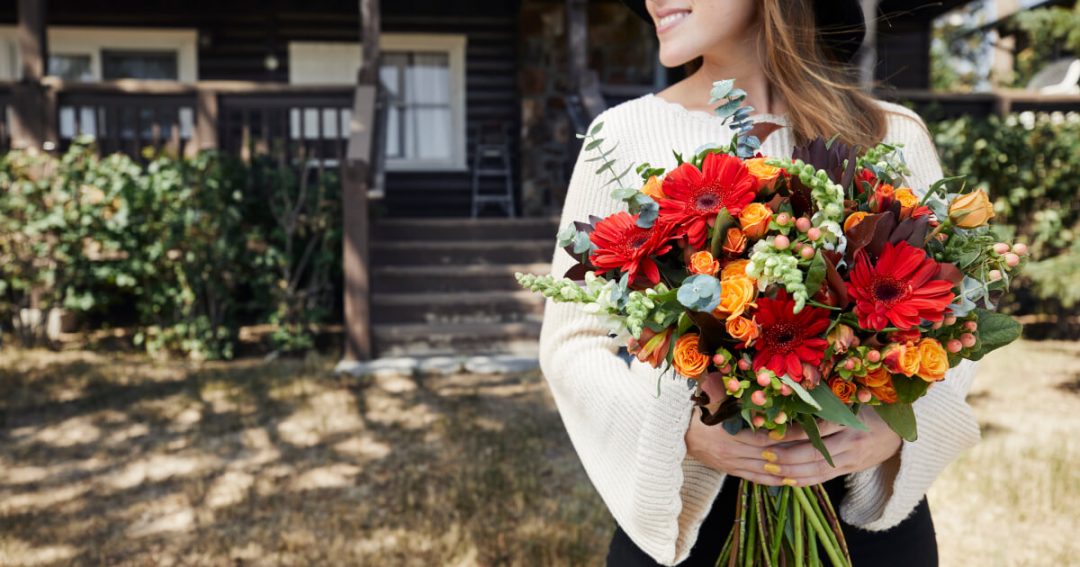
[538,111,724,565]
[839,105,982,530]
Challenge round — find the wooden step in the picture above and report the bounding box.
[372,217,560,241]
[372,290,545,324]
[371,240,553,266]
[373,263,551,293]
[373,320,542,357]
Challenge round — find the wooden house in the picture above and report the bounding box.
[1,0,1075,363]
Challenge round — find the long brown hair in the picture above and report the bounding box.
[688,0,887,149]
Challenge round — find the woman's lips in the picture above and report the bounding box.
[656,10,691,34]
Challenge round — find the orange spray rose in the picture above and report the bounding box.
[712,276,757,321]
[673,333,710,378]
[689,251,721,276]
[916,338,949,382]
[739,203,772,240]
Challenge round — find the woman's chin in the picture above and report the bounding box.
[657,45,699,69]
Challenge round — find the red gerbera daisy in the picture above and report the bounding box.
[658,152,756,249]
[752,290,830,381]
[588,212,675,287]
[847,241,956,331]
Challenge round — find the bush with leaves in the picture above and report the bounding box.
[930,111,1080,324]
[0,143,342,358]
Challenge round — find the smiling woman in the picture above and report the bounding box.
[537,1,982,566]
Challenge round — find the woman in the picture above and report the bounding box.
[538,1,981,565]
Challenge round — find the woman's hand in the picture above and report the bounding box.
[685,407,795,486]
[686,407,902,487]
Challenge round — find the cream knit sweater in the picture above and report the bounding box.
[538,94,981,565]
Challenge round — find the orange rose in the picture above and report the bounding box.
[858,366,891,388]
[641,175,665,200]
[844,211,868,234]
[722,227,748,256]
[882,342,921,377]
[871,183,895,213]
[895,187,920,219]
[738,203,773,240]
[744,157,782,192]
[712,276,757,321]
[916,338,949,382]
[828,377,857,404]
[673,333,710,378]
[869,380,898,404]
[689,251,721,276]
[721,259,751,281]
[948,189,995,228]
[726,316,760,346]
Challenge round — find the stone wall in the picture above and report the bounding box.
[518,0,656,217]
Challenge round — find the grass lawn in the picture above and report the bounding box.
[1,340,1077,566]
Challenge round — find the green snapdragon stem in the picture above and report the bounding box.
[716,529,734,567]
[793,487,847,567]
[770,488,790,566]
[804,486,843,561]
[812,484,850,561]
[793,491,804,567]
[808,523,820,567]
[755,485,774,567]
[745,485,757,567]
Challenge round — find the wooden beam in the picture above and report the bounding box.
[341,0,380,362]
[10,0,54,150]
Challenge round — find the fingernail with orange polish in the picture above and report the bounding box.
[763,463,782,474]
[782,478,797,487]
[761,450,778,462]
[768,430,785,441]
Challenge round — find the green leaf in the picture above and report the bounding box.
[808,385,869,431]
[590,121,604,135]
[796,414,834,467]
[874,403,918,442]
[709,208,735,259]
[967,308,1022,361]
[676,312,693,335]
[584,138,604,151]
[892,374,931,404]
[780,375,821,411]
[804,251,827,297]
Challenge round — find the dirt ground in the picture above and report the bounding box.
[1,340,1077,566]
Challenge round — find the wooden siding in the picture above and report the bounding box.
[0,0,521,217]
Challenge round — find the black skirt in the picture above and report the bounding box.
[607,475,937,567]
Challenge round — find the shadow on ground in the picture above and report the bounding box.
[0,350,612,566]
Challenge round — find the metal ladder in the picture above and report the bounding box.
[470,123,515,217]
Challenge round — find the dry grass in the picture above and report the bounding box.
[0,341,1076,566]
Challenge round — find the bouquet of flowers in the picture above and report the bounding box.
[517,80,1023,566]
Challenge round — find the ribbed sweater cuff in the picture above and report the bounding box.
[841,372,981,529]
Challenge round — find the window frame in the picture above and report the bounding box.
[0,26,198,82]
[287,34,468,173]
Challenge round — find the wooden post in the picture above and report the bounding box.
[191,85,219,157]
[859,0,879,88]
[341,0,380,362]
[565,0,606,120]
[10,0,55,151]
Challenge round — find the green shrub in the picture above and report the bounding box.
[0,142,341,359]
[930,111,1080,320]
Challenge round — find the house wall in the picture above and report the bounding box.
[0,0,521,217]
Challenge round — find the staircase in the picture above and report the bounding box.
[370,217,560,357]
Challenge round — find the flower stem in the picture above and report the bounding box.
[793,487,848,567]
[793,490,804,567]
[812,484,850,562]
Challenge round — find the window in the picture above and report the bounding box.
[287,34,467,171]
[0,26,198,82]
[102,50,179,81]
[48,54,93,82]
[381,52,454,162]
